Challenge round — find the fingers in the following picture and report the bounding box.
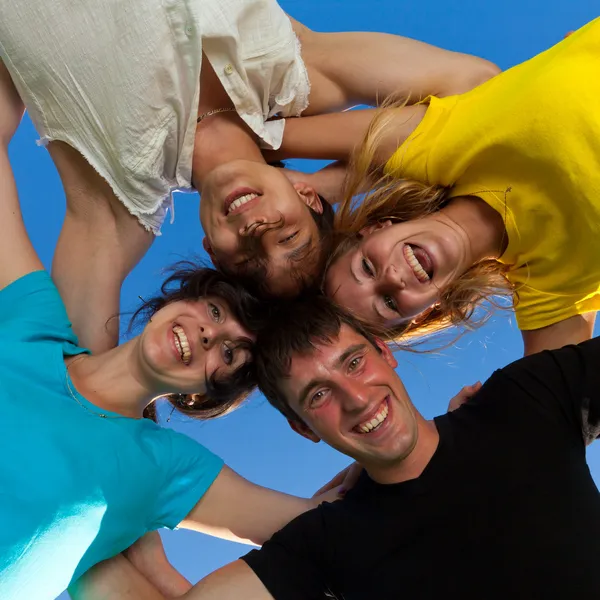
[340,462,363,495]
[312,465,351,498]
[448,381,482,412]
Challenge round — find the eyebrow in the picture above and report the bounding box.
[296,343,368,407]
[285,235,313,263]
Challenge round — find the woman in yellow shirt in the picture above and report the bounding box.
[278,18,600,354]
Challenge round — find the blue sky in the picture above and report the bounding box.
[7,1,598,597]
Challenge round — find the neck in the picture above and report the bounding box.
[193,52,266,186]
[67,341,157,419]
[364,416,440,485]
[440,196,507,265]
[192,114,265,185]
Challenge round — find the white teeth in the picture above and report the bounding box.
[227,193,258,215]
[404,245,430,283]
[356,401,389,434]
[173,325,192,365]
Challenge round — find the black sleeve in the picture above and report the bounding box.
[500,337,600,445]
[241,507,334,600]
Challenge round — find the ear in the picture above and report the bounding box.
[373,337,398,369]
[293,182,323,215]
[359,220,393,237]
[288,419,321,443]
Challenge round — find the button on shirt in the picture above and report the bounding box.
[0,0,310,233]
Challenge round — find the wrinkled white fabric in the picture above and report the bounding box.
[0,0,309,233]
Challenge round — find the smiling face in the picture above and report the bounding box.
[136,296,255,396]
[325,217,469,328]
[199,160,324,296]
[279,324,419,470]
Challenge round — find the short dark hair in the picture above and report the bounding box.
[255,293,379,423]
[225,197,335,298]
[130,262,268,421]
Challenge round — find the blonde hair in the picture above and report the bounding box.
[330,101,515,345]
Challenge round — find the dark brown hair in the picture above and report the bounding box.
[130,262,268,422]
[255,293,379,423]
[225,196,335,298]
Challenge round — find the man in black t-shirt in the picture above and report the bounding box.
[76,296,600,599]
[214,297,600,600]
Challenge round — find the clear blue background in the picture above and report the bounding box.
[7,1,598,597]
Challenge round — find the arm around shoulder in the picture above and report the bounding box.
[179,465,317,546]
[184,560,274,600]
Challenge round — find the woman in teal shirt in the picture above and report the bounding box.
[0,66,336,600]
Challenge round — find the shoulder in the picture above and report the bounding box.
[0,271,83,346]
[139,424,224,480]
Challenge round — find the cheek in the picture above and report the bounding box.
[201,349,219,381]
[324,263,348,299]
[310,403,341,435]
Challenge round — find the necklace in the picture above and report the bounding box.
[197,107,237,123]
[65,356,121,419]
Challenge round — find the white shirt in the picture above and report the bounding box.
[0,0,309,233]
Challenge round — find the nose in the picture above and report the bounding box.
[199,325,215,350]
[338,378,372,413]
[381,264,406,290]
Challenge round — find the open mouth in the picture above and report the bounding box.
[224,189,261,216]
[403,244,433,283]
[173,325,192,365]
[353,397,390,435]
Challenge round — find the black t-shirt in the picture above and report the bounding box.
[243,338,600,599]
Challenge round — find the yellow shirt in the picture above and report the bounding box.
[385,18,600,331]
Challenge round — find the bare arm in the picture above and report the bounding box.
[0,61,43,290]
[71,556,271,600]
[48,142,154,353]
[268,104,427,166]
[521,313,596,356]
[179,466,336,546]
[290,18,500,114]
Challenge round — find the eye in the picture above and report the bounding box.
[309,390,328,408]
[235,257,251,269]
[383,295,398,313]
[279,231,299,244]
[348,356,362,371]
[222,342,234,366]
[361,257,374,277]
[209,302,222,322]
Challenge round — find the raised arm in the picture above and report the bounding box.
[291,18,499,114]
[0,61,43,290]
[49,142,154,353]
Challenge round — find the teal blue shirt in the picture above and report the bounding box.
[0,271,224,600]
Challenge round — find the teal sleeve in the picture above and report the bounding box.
[148,428,224,530]
[0,271,81,348]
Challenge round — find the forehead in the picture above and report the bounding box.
[325,257,380,323]
[286,325,368,379]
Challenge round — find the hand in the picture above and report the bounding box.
[313,462,363,499]
[447,381,482,412]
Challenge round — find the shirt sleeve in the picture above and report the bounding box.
[241,508,332,600]
[500,337,600,445]
[146,428,225,530]
[0,270,81,347]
